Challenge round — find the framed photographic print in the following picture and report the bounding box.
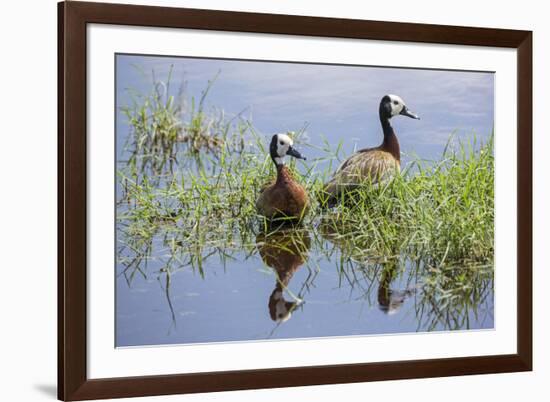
[58,1,532,400]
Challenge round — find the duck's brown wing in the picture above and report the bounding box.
[323,149,399,199]
[256,181,309,219]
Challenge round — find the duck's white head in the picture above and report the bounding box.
[269,133,306,166]
[381,94,420,120]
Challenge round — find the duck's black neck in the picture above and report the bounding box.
[379,114,400,162]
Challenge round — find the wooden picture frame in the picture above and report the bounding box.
[58,1,532,400]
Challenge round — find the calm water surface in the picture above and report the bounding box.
[116,227,493,347]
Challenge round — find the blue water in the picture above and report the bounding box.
[116,54,494,166]
[115,55,494,347]
[116,243,493,347]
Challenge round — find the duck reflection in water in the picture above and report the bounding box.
[256,229,311,322]
[319,220,415,315]
[377,262,415,315]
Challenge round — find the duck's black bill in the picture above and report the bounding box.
[287,146,306,160]
[400,106,420,120]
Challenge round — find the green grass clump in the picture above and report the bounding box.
[120,66,238,176]
[319,136,494,268]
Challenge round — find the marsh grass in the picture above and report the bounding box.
[117,70,494,331]
[120,66,247,177]
[319,135,494,265]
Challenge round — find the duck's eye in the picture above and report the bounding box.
[393,100,399,105]
[279,141,284,146]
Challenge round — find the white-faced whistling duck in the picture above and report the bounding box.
[256,133,309,221]
[322,94,419,206]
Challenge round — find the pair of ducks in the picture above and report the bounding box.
[256,94,419,219]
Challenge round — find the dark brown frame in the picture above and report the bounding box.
[58,1,532,400]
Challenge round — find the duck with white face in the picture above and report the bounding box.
[269,133,306,166]
[382,94,420,120]
[322,94,419,207]
[256,133,309,221]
